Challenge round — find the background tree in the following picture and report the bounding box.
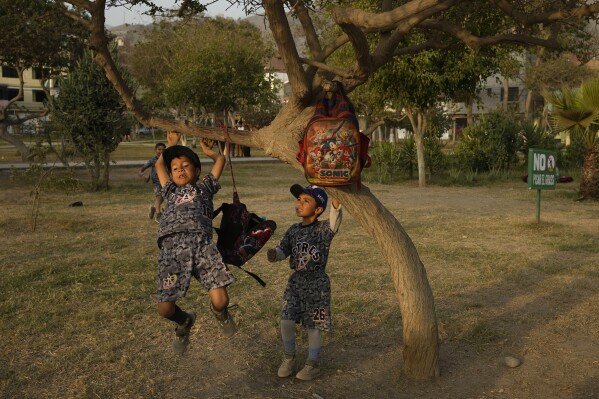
[56,0,599,380]
[0,0,86,161]
[544,79,599,199]
[49,48,132,191]
[129,17,278,123]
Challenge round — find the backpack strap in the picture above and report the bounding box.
[231,265,267,287]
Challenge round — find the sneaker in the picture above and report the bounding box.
[149,206,156,220]
[173,311,196,355]
[296,361,320,381]
[277,353,296,378]
[210,303,237,337]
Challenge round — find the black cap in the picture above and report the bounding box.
[162,145,201,172]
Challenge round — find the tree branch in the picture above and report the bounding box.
[394,39,450,55]
[493,0,599,26]
[419,20,561,50]
[339,22,372,79]
[373,0,461,68]
[264,0,310,103]
[331,0,463,31]
[299,58,353,79]
[362,120,385,136]
[288,0,321,58]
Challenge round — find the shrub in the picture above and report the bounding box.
[518,120,557,158]
[457,111,519,172]
[366,142,402,184]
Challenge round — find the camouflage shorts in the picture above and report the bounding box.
[157,232,236,303]
[281,272,331,331]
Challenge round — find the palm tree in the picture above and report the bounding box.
[544,79,599,199]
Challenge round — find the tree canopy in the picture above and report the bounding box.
[130,17,278,117]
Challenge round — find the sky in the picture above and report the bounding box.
[105,0,248,26]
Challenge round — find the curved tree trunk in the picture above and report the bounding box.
[0,122,30,161]
[330,184,440,378]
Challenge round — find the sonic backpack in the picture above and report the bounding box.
[296,82,371,188]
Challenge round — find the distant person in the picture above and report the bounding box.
[154,132,237,355]
[139,142,165,222]
[242,125,251,157]
[235,122,244,157]
[266,184,342,380]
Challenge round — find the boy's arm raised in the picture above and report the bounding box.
[156,131,181,187]
[200,139,225,180]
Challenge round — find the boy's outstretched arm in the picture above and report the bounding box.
[200,139,226,180]
[156,131,181,188]
[329,197,342,233]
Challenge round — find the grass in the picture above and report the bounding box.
[1,163,598,398]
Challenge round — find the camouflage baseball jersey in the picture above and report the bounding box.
[158,174,220,246]
[277,207,341,273]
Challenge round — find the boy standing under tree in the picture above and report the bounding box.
[139,142,165,222]
[155,131,237,355]
[267,184,342,380]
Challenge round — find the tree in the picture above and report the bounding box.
[49,48,132,191]
[0,0,86,161]
[55,0,599,380]
[544,79,599,199]
[129,17,279,122]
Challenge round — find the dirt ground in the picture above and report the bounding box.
[159,183,599,399]
[1,166,598,399]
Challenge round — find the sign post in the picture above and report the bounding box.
[527,148,558,223]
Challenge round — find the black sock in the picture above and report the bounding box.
[167,305,190,325]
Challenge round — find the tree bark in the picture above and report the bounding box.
[579,145,599,199]
[466,97,474,126]
[406,108,427,188]
[503,77,509,112]
[328,184,440,379]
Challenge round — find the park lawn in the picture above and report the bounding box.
[0,163,598,399]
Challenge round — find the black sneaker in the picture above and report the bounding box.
[173,312,196,355]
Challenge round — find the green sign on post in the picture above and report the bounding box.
[528,148,558,223]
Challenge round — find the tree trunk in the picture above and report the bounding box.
[579,147,599,199]
[466,97,474,126]
[406,109,427,188]
[328,184,440,379]
[503,78,509,112]
[102,150,111,190]
[524,89,534,120]
[0,121,30,161]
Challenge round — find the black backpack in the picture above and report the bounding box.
[213,192,276,287]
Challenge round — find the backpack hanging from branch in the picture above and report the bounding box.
[212,118,276,287]
[297,81,371,188]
